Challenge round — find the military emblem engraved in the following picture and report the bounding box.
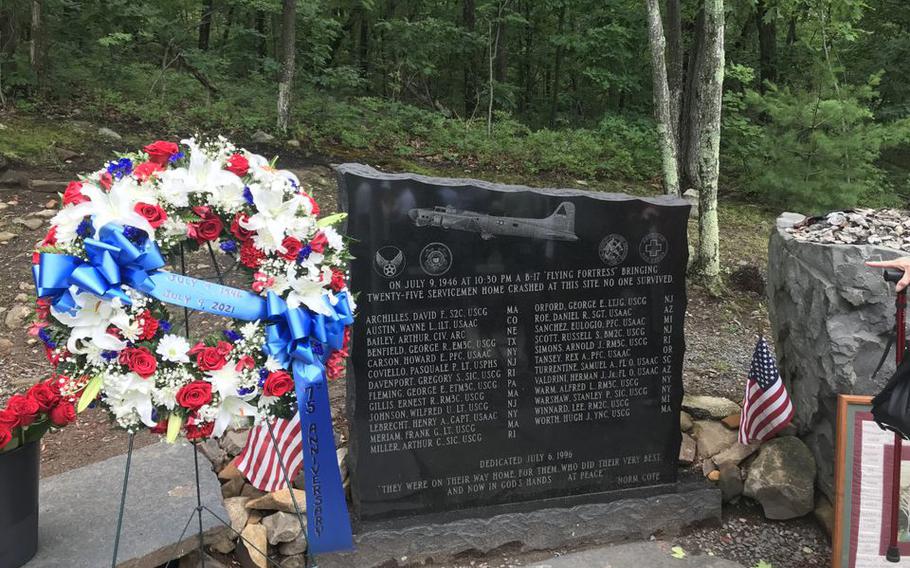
[598,234,628,266]
[419,242,453,276]
[373,246,406,278]
[638,233,669,264]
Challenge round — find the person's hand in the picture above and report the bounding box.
[867,257,910,291]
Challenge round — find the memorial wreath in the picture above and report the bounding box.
[29,137,356,550]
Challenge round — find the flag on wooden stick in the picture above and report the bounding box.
[738,337,794,445]
[235,415,303,492]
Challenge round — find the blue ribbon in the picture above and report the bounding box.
[33,224,166,313]
[263,291,354,553]
[33,222,356,553]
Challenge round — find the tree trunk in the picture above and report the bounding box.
[691,0,725,294]
[220,5,234,47]
[664,0,683,147]
[755,0,776,88]
[495,18,507,83]
[29,0,41,88]
[276,0,296,134]
[463,0,476,116]
[548,2,565,127]
[358,7,370,76]
[255,11,267,60]
[198,0,214,51]
[645,0,680,196]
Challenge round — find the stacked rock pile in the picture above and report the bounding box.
[193,430,349,568]
[787,208,910,250]
[679,395,827,529]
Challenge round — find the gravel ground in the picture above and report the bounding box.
[675,499,831,568]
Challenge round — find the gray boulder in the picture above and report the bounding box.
[768,212,900,501]
[692,420,737,459]
[682,395,740,420]
[744,436,816,520]
[262,511,303,545]
[98,127,122,140]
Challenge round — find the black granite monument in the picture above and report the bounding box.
[338,164,691,525]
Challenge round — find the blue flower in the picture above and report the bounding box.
[168,152,184,163]
[122,225,143,242]
[106,157,133,179]
[297,245,312,263]
[237,387,255,396]
[159,320,172,333]
[38,328,56,348]
[150,408,159,422]
[220,240,238,254]
[223,329,241,342]
[77,218,94,237]
[243,186,254,205]
[101,350,118,361]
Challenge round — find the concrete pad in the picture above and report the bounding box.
[26,441,228,568]
[530,541,745,568]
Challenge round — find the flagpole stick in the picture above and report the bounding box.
[265,419,308,535]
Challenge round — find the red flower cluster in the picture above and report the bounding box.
[263,371,294,397]
[239,240,265,268]
[187,206,224,244]
[136,309,160,340]
[144,141,180,166]
[188,341,233,371]
[0,376,76,450]
[225,153,250,177]
[62,181,88,206]
[134,202,168,229]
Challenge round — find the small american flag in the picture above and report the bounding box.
[738,337,794,445]
[235,414,303,492]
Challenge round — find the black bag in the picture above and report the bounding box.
[872,342,910,440]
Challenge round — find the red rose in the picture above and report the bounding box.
[187,206,223,243]
[330,269,346,292]
[62,181,88,205]
[133,161,163,181]
[48,401,76,427]
[263,371,294,397]
[235,355,255,371]
[134,202,168,229]
[309,232,328,253]
[144,140,180,166]
[230,213,254,242]
[0,428,11,449]
[185,419,214,441]
[27,382,61,412]
[225,153,250,177]
[6,395,39,427]
[99,172,113,190]
[176,381,213,411]
[215,341,233,355]
[138,309,159,340]
[119,346,158,378]
[280,237,303,261]
[239,240,265,269]
[188,343,228,371]
[0,409,18,430]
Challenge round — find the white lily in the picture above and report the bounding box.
[285,263,334,315]
[50,291,129,354]
[206,364,257,437]
[103,372,157,428]
[157,139,244,208]
[50,178,154,241]
[241,186,304,253]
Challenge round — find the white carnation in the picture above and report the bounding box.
[156,334,191,363]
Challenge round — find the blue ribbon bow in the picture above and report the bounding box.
[33,224,166,313]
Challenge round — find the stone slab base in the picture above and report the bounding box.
[318,480,721,568]
[27,441,227,568]
[529,541,744,568]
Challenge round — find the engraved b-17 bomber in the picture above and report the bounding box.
[408,202,578,241]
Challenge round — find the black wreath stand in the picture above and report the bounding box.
[108,245,311,568]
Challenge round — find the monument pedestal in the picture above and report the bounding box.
[320,478,720,568]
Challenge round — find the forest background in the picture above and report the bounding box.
[1,0,909,213]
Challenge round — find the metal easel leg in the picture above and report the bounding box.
[193,443,206,568]
[111,432,135,568]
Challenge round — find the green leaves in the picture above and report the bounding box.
[669,546,687,559]
[317,212,347,227]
